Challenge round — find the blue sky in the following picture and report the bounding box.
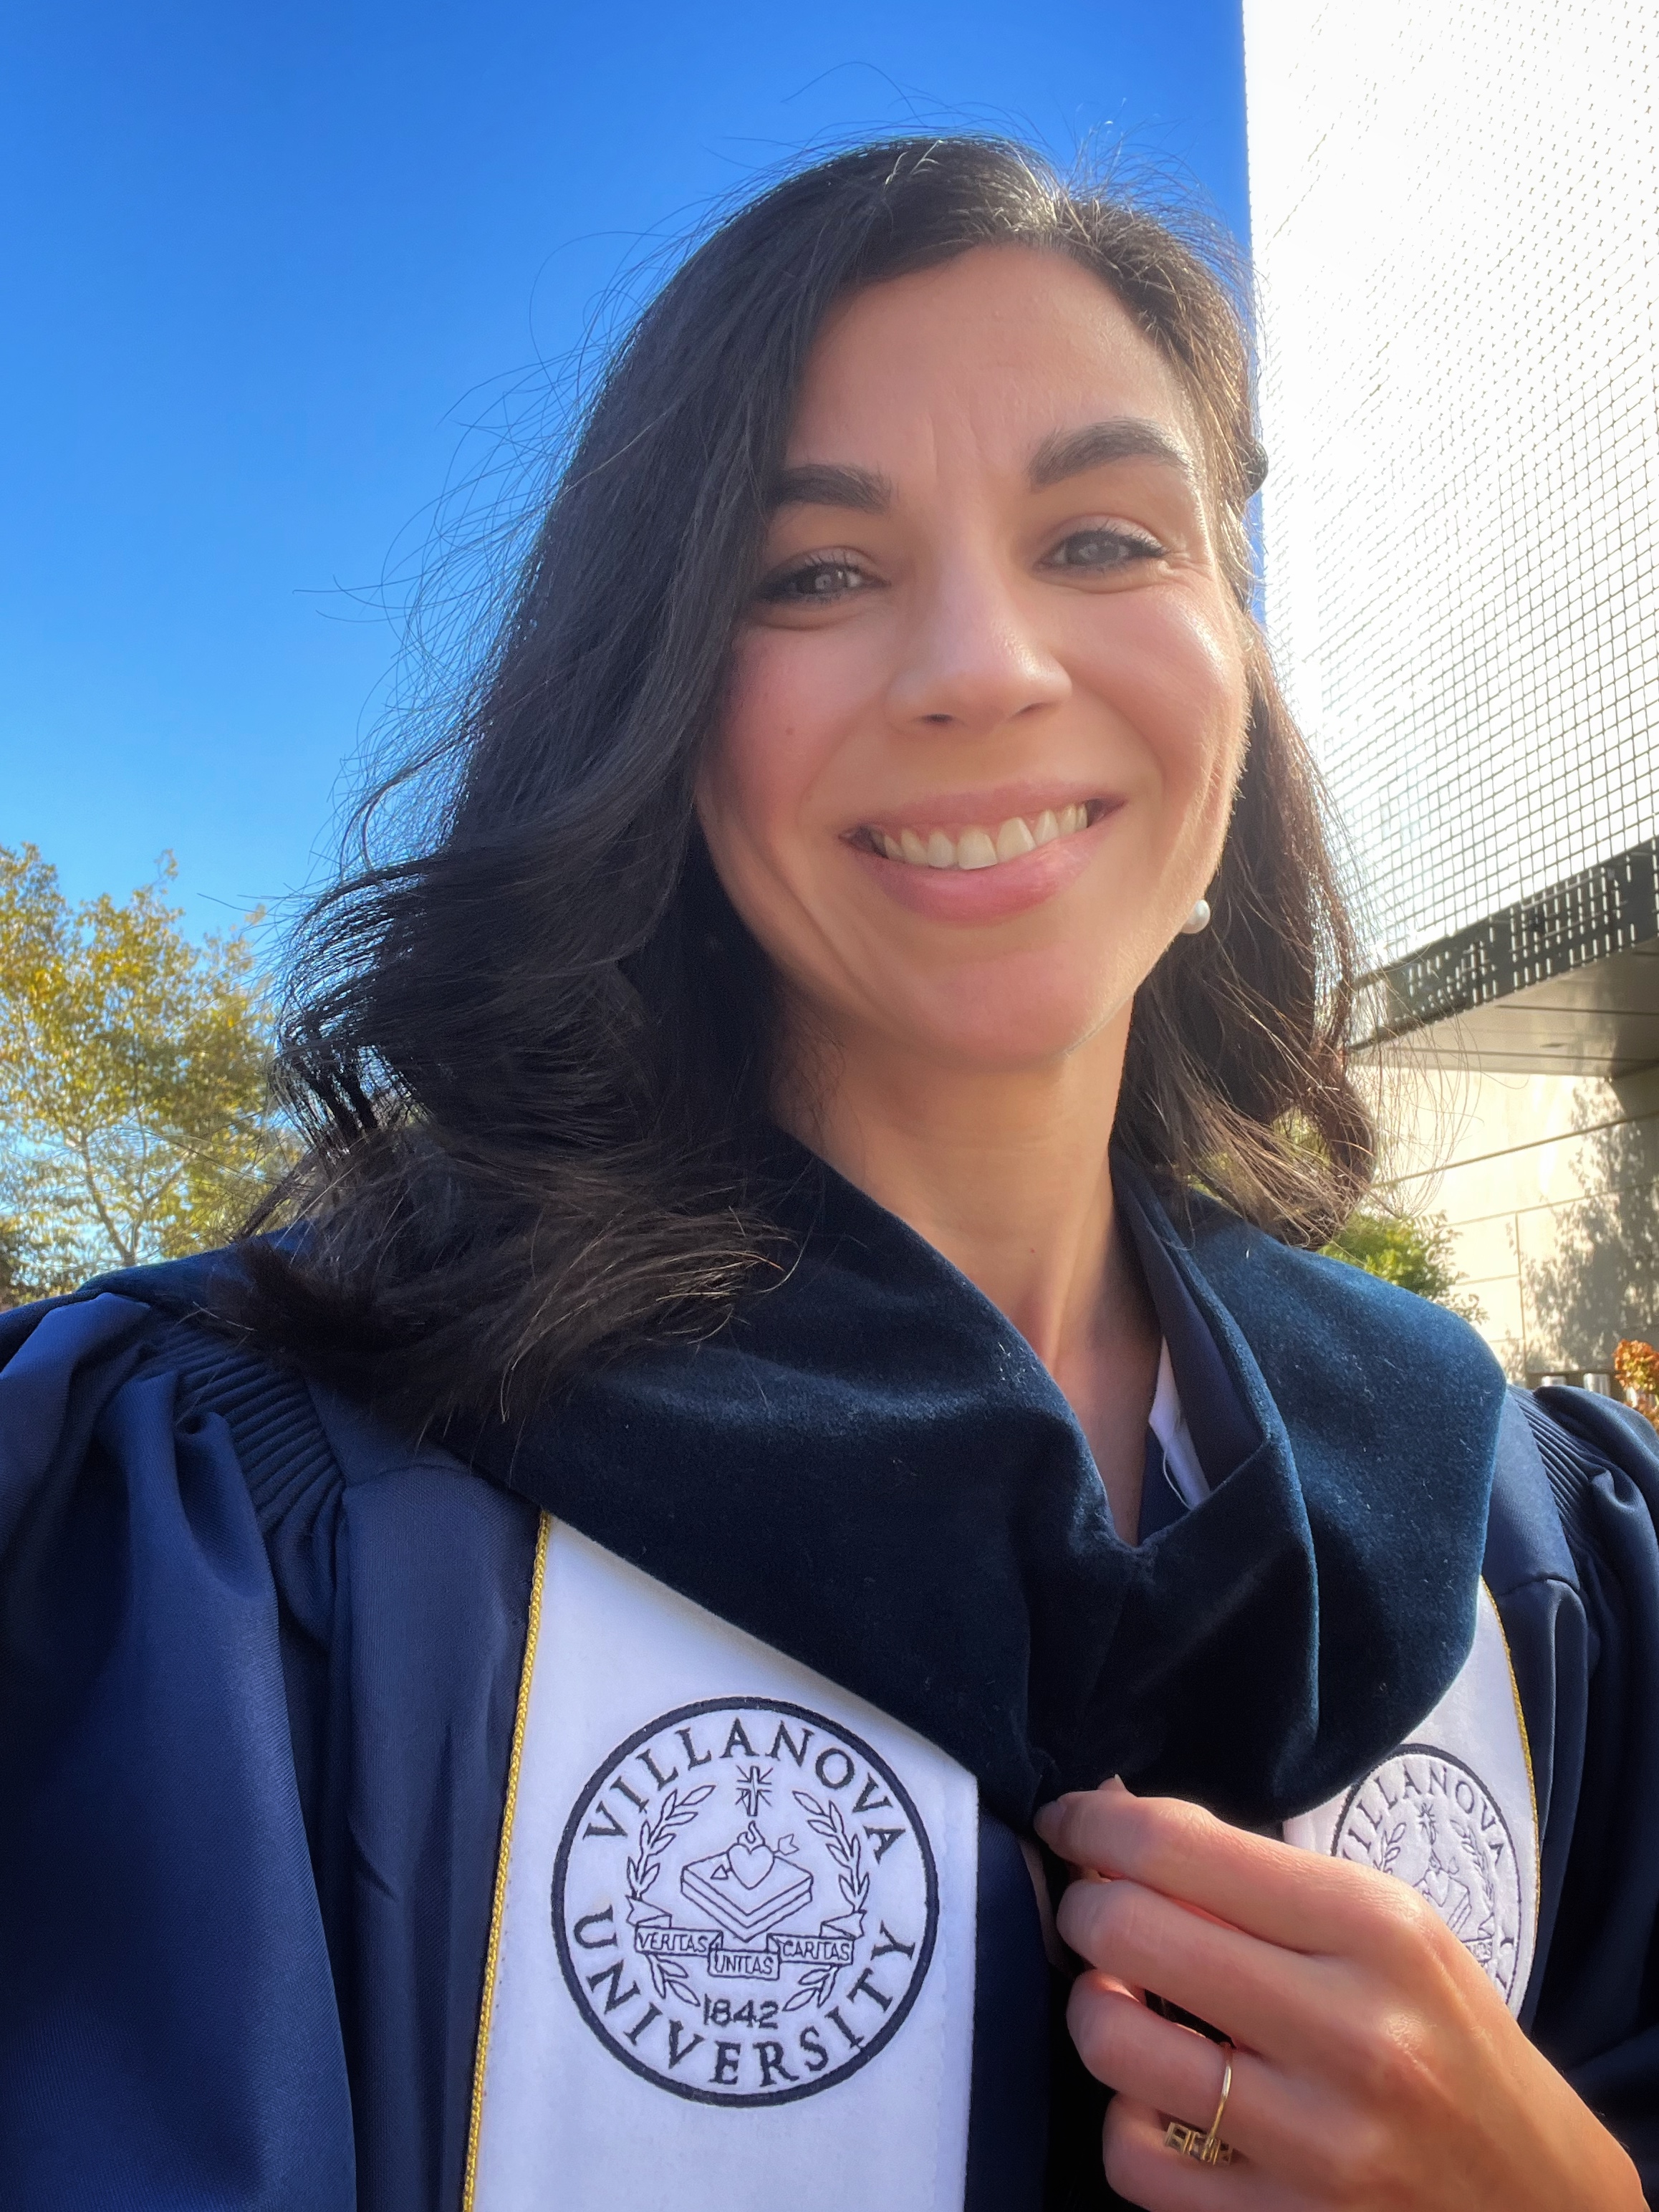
[1,1,1247,936]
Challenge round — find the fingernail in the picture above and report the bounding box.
[1033,1803,1059,1840]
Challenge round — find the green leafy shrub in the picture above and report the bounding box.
[1322,1207,1483,1322]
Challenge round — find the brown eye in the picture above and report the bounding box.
[757,558,872,604]
[1044,527,1165,572]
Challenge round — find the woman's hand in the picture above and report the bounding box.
[1034,1781,1643,2211]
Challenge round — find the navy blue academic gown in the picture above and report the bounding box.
[2,1154,1657,2208]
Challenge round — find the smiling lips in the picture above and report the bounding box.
[857,800,1099,872]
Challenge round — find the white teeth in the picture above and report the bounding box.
[868,804,1096,871]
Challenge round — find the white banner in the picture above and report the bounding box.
[465,1521,980,2211]
[1282,1582,1539,2014]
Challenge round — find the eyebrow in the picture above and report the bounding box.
[767,418,1194,514]
[768,461,893,514]
[1028,418,1196,490]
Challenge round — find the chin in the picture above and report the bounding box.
[886,967,1130,1075]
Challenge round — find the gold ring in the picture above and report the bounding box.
[1163,2042,1236,2166]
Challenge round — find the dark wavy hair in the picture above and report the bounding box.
[244,135,1373,1421]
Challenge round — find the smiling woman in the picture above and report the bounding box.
[249,143,1365,1423]
[3,140,1655,2212]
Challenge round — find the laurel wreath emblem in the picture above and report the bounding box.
[1448,1812,1501,1938]
[624,1783,716,2003]
[784,1789,869,2011]
[1355,1774,1511,1987]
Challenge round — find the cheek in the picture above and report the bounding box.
[1077,595,1247,819]
[701,634,845,862]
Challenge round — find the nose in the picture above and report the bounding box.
[883,552,1070,737]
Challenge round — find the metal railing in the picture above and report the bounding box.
[1355,837,1659,1047]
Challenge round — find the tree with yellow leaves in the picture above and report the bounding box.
[0,844,292,1302]
[1614,1340,1659,1435]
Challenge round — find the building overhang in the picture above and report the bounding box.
[1357,839,1659,1075]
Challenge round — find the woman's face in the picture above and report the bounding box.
[697,245,1249,1086]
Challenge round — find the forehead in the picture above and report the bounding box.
[786,244,1198,469]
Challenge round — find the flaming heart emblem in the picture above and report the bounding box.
[726,1833,776,1889]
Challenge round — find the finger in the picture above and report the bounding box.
[1066,1977,1291,2158]
[1103,2096,1311,2212]
[1064,1883,1538,2207]
[1058,1873,1337,2063]
[1037,1785,1425,1959]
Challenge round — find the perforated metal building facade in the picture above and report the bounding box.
[1245,0,1658,965]
[1243,0,1659,1379]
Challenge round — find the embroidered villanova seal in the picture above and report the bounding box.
[553,1697,940,2105]
[1329,1744,1525,2001]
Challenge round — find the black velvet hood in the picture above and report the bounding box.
[453,1148,1510,1832]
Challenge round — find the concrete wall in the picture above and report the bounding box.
[1373,1058,1659,1382]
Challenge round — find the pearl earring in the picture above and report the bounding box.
[1180,898,1211,936]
